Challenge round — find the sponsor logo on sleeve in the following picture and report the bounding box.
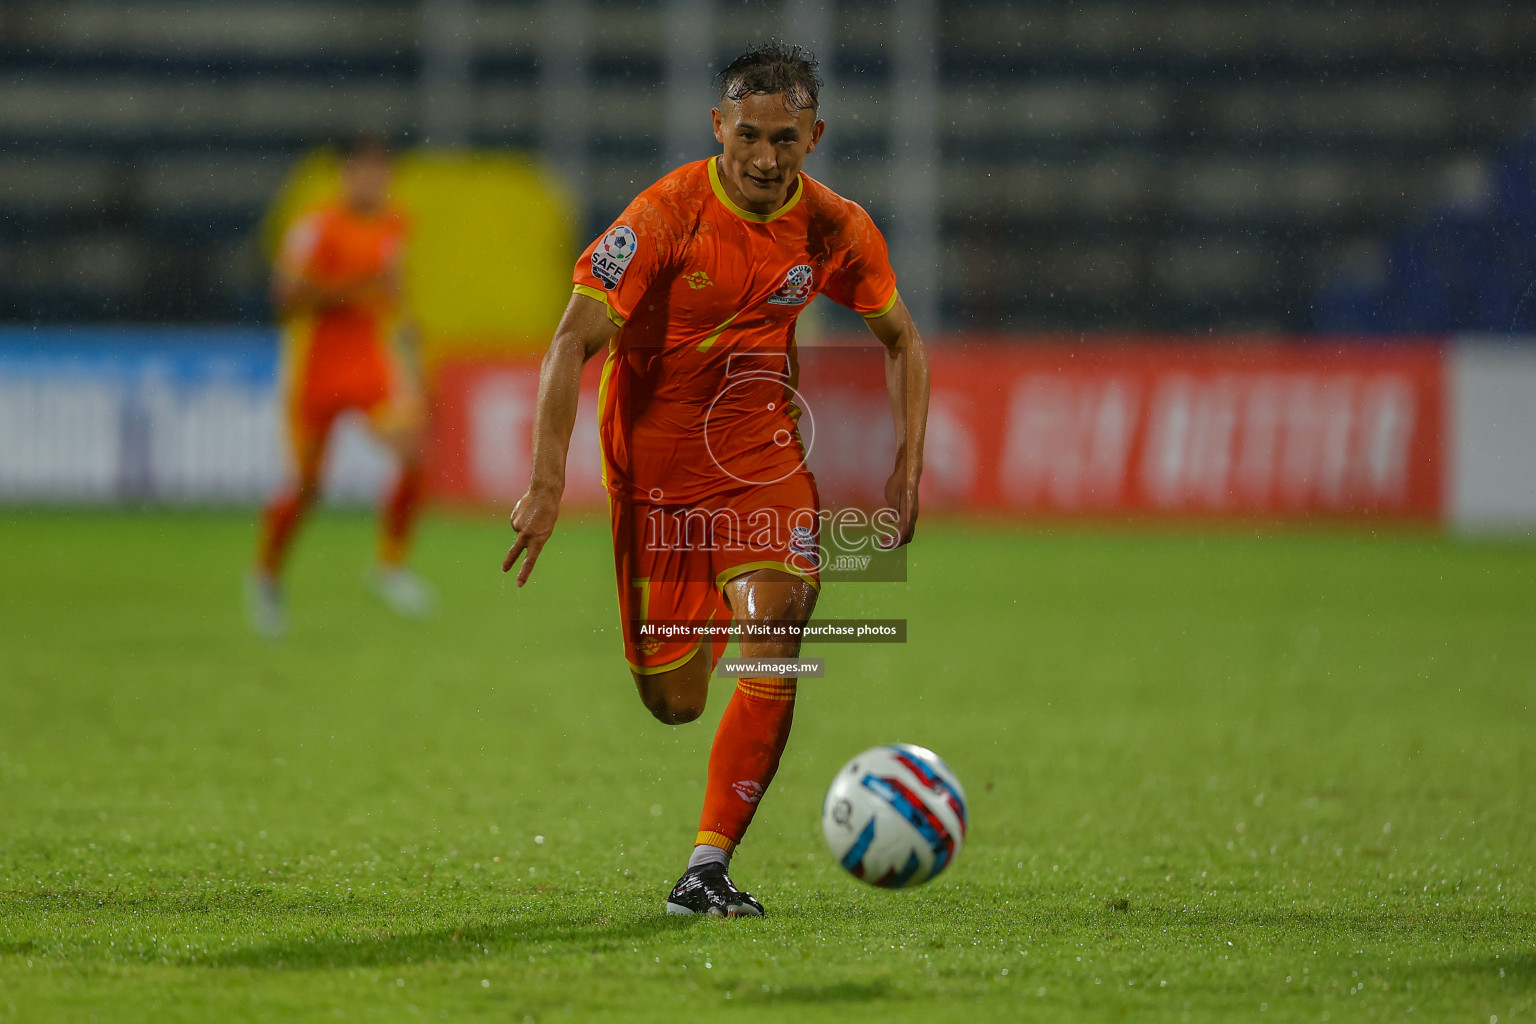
[767,263,814,305]
[592,225,638,289]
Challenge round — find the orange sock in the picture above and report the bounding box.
[379,462,424,568]
[256,488,309,576]
[696,678,797,853]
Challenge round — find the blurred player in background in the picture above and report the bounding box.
[502,44,930,916]
[247,135,434,637]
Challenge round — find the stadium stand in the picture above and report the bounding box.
[1314,132,1536,335]
[1,1,1534,331]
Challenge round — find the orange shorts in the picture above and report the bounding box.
[283,340,421,481]
[611,472,821,674]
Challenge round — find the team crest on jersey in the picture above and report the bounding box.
[592,225,638,289]
[767,264,814,305]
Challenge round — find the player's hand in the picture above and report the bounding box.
[343,273,394,306]
[883,458,920,549]
[358,266,403,307]
[501,485,562,587]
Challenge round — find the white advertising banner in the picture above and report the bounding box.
[0,329,391,504]
[1448,341,1536,534]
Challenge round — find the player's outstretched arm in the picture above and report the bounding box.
[501,292,617,586]
[865,294,931,548]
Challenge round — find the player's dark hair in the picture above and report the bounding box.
[717,43,822,113]
[337,133,391,162]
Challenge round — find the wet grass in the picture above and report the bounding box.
[1,510,1533,1022]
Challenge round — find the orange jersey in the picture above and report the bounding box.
[574,157,898,505]
[279,201,409,401]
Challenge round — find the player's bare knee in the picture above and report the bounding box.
[634,682,706,724]
[743,579,818,627]
[649,693,706,725]
[732,581,816,659]
[726,571,818,625]
[633,654,710,724]
[781,579,818,622]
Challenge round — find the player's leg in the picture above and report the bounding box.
[667,483,821,916]
[623,583,725,723]
[700,570,817,841]
[367,394,433,616]
[611,495,783,915]
[248,403,330,635]
[666,568,816,916]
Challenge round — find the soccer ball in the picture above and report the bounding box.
[821,743,968,888]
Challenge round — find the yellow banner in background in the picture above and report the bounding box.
[263,149,576,363]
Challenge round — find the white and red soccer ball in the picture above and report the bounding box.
[822,743,968,888]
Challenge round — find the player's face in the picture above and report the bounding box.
[711,92,824,214]
[342,151,393,214]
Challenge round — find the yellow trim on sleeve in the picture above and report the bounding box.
[708,156,804,224]
[277,322,310,403]
[278,322,313,471]
[572,283,626,327]
[862,289,900,320]
[596,346,618,492]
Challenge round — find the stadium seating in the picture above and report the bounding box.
[1,0,1533,331]
[1314,133,1536,335]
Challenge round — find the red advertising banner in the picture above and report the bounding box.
[916,342,1445,519]
[431,340,1445,521]
[431,357,607,506]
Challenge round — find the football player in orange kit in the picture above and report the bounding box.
[501,45,930,915]
[248,136,434,637]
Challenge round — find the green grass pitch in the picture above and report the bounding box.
[1,510,1532,1022]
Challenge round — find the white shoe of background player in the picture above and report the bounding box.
[245,571,287,639]
[373,567,436,618]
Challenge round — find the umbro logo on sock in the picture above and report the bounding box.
[732,780,764,803]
